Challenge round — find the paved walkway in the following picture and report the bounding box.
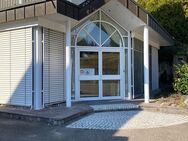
[0,116,188,141]
[67,111,188,130]
[0,100,141,125]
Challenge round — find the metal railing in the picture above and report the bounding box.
[57,0,105,20]
[0,0,56,23]
[56,0,173,43]
[0,0,174,44]
[118,0,174,44]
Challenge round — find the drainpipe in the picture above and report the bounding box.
[143,25,150,103]
[128,31,132,100]
[33,26,43,110]
[66,20,72,108]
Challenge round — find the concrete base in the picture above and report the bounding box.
[0,104,93,125]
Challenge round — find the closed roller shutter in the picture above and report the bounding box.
[0,32,11,104]
[43,28,65,105]
[0,28,32,106]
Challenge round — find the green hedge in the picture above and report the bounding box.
[173,63,188,95]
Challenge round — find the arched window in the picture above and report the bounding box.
[72,10,128,47]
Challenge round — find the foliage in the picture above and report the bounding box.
[173,62,188,95]
[137,0,188,44]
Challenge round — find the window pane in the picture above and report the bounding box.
[80,52,98,75]
[77,30,98,46]
[102,31,122,47]
[101,22,116,45]
[124,37,128,47]
[101,11,128,36]
[80,81,99,98]
[134,38,143,51]
[103,52,120,75]
[71,34,76,46]
[85,22,100,45]
[72,11,99,34]
[134,50,144,97]
[103,80,120,96]
[134,38,144,98]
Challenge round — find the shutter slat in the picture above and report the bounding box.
[43,28,65,105]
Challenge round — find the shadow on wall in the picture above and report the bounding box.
[0,63,33,107]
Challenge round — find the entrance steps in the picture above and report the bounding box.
[90,103,140,112]
[0,102,140,126]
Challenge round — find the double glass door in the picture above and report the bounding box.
[76,48,123,100]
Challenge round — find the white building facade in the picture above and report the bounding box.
[0,0,174,109]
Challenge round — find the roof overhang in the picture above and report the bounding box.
[0,0,175,47]
[87,0,173,47]
[57,0,174,47]
[133,26,172,47]
[101,0,145,31]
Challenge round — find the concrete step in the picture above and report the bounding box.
[0,104,93,126]
[90,103,140,112]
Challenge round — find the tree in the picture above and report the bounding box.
[137,0,188,44]
[138,0,188,89]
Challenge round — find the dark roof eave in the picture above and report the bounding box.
[0,0,174,45]
[148,14,175,45]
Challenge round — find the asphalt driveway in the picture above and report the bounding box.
[0,113,188,141]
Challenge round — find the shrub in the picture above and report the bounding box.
[173,62,188,95]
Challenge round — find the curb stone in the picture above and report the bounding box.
[0,108,93,126]
[140,103,188,115]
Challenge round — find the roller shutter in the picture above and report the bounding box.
[0,28,32,106]
[0,32,11,104]
[43,28,65,105]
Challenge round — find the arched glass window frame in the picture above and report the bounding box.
[72,10,129,48]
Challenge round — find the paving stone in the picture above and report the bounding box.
[67,111,188,130]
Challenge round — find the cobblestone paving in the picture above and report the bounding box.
[90,104,139,112]
[67,111,188,130]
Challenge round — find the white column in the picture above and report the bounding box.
[34,27,43,110]
[144,26,150,103]
[128,32,132,100]
[66,20,72,107]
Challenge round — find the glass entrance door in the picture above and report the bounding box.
[102,51,121,98]
[79,51,99,98]
[77,48,123,100]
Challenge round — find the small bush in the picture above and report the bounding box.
[173,62,188,95]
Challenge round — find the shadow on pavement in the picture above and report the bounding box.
[0,117,128,141]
